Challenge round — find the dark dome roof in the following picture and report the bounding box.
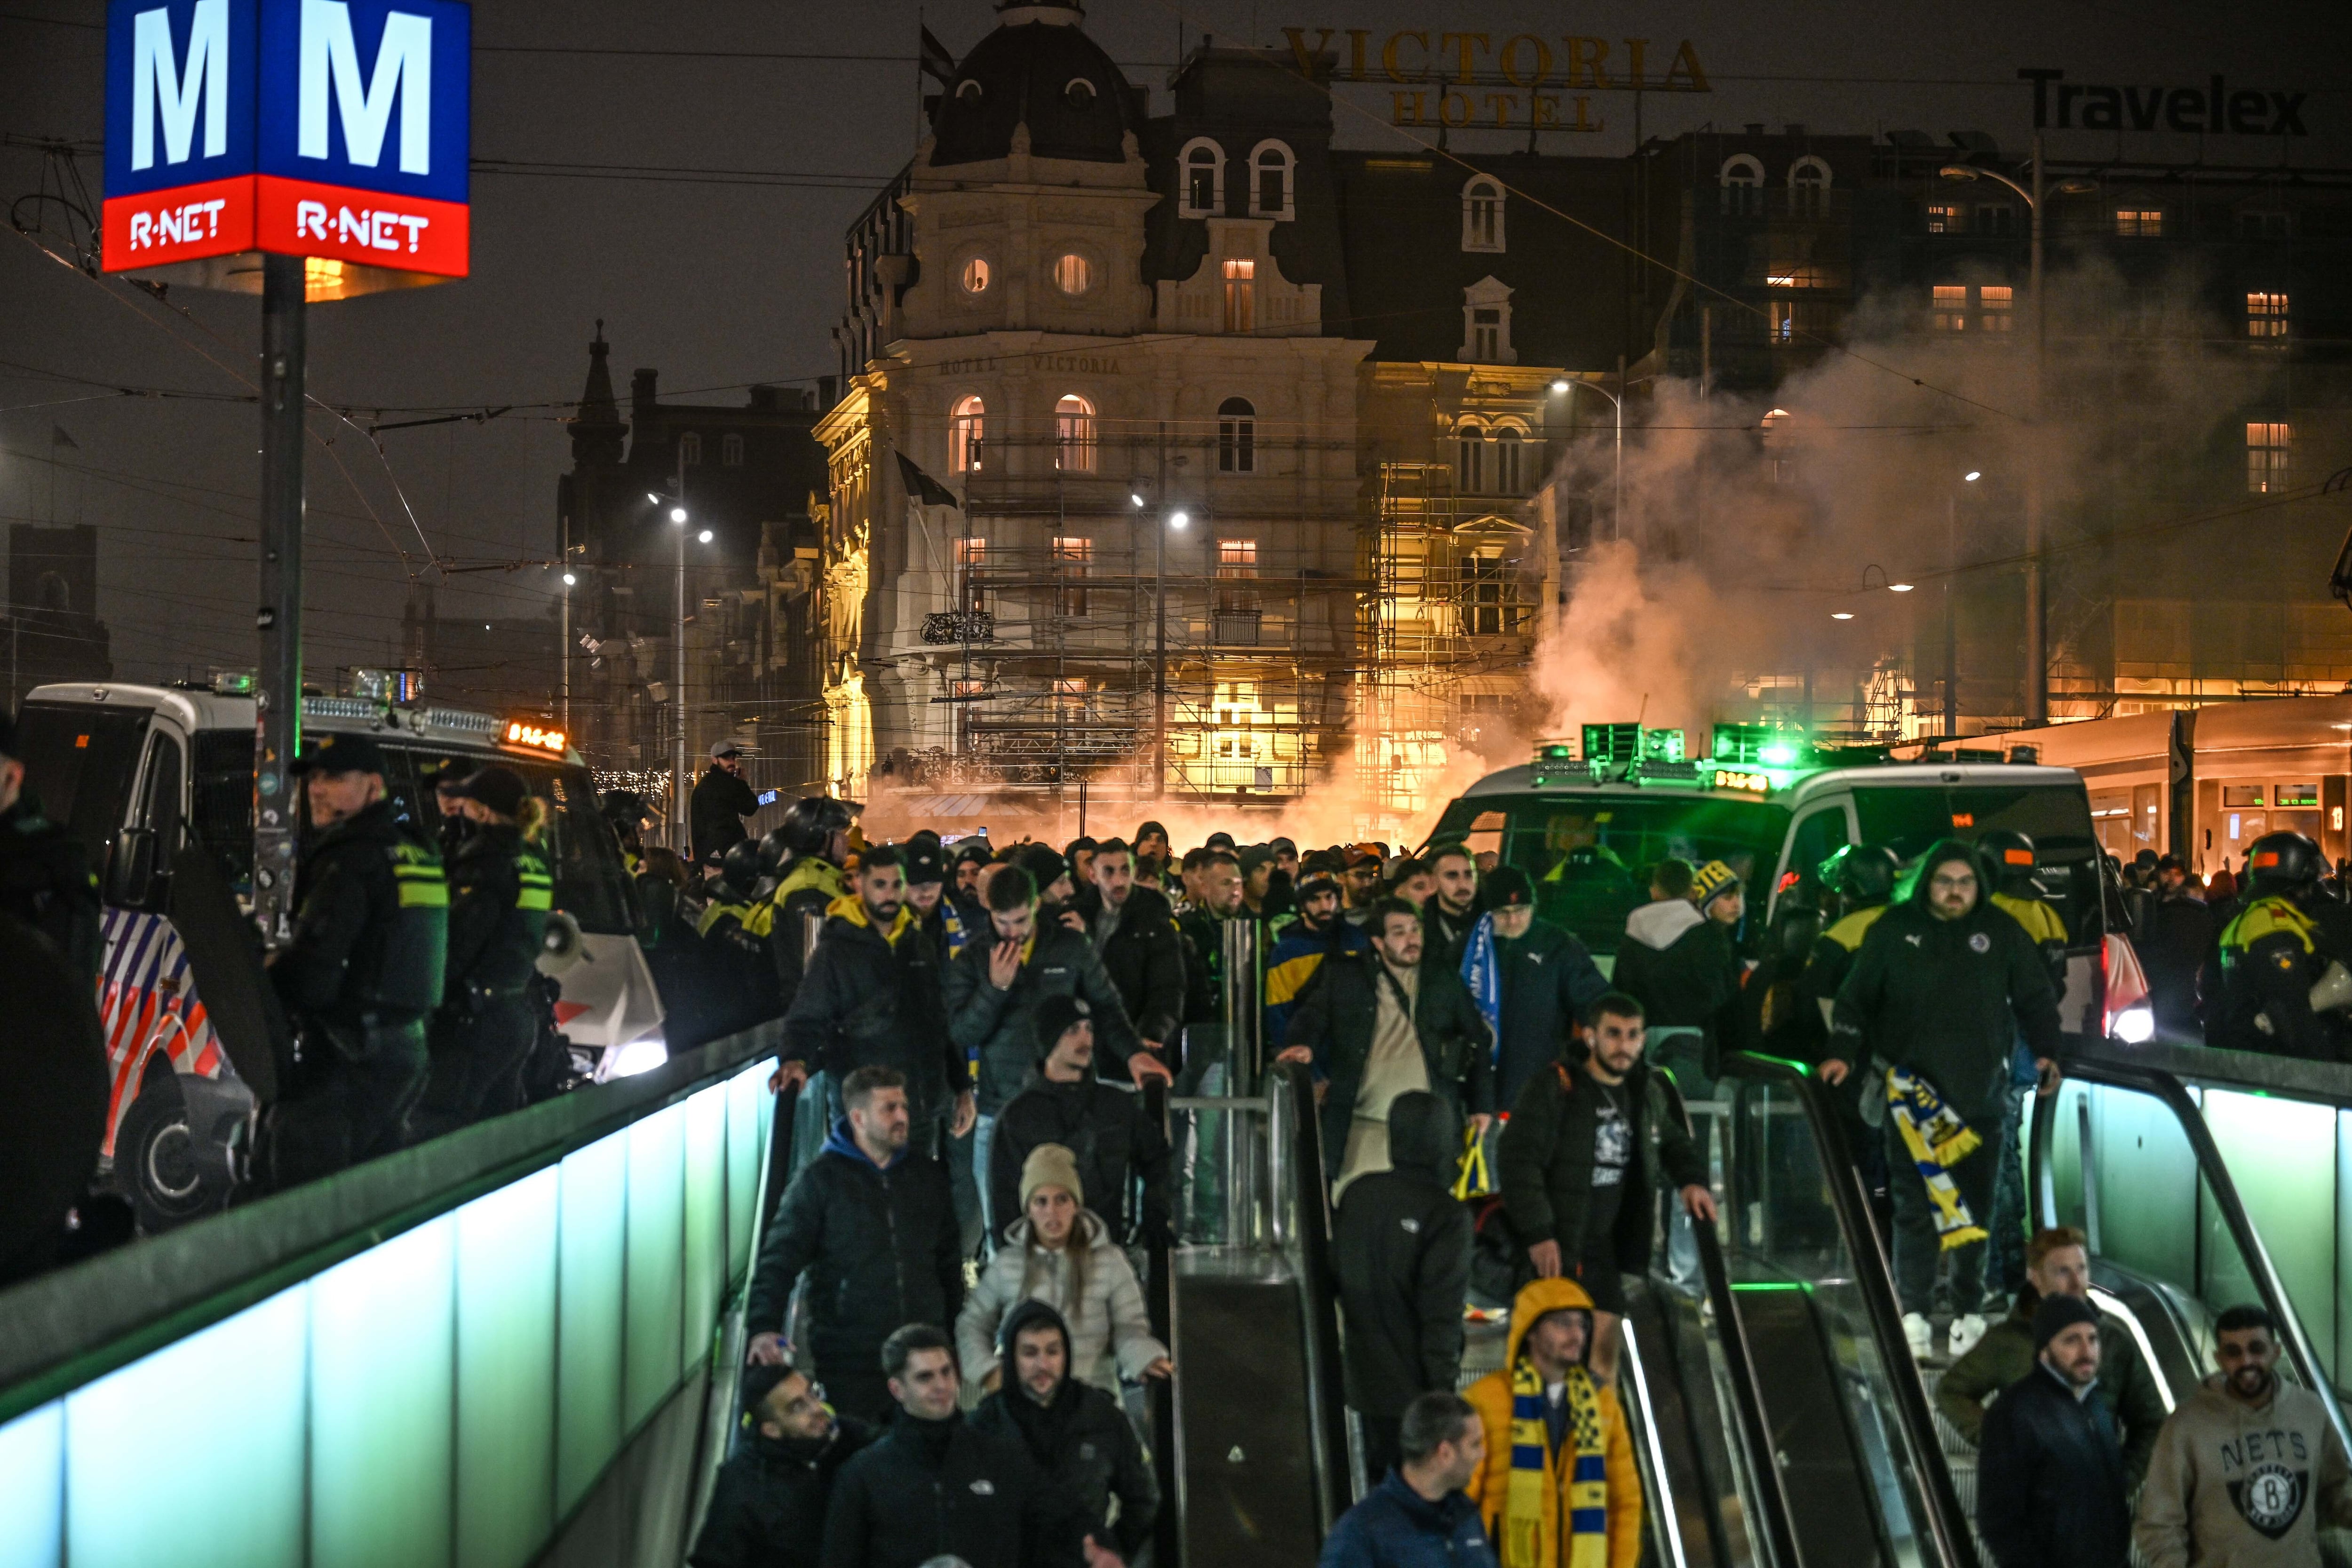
[930,16,1136,167]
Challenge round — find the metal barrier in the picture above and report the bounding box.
[0,1023,784,1568]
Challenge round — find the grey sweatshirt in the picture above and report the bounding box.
[2134,1373,2352,1568]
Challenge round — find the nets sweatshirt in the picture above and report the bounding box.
[2134,1373,2352,1568]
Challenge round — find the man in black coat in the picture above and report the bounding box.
[779,845,974,1150]
[1419,843,1484,973]
[1611,857,1746,1094]
[690,1364,876,1568]
[1821,839,2062,1351]
[1066,837,1184,1088]
[1277,897,1494,1189]
[746,1067,964,1423]
[1332,1090,1473,1479]
[2137,854,2215,1044]
[690,741,761,868]
[1496,992,1714,1383]
[971,1299,1157,1568]
[1472,868,1611,1110]
[989,995,1172,1249]
[1975,1295,2131,1568]
[821,1324,1055,1568]
[0,909,107,1286]
[0,709,100,978]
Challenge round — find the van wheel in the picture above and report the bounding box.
[117,1075,229,1234]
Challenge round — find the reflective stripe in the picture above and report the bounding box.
[392,849,448,909]
[517,854,553,912]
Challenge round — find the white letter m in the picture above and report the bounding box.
[131,0,229,172]
[298,0,432,174]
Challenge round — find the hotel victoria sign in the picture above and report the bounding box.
[1281,25,1710,132]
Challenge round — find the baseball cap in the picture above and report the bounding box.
[709,740,743,760]
[447,765,528,818]
[1486,867,1534,907]
[904,839,946,886]
[289,731,388,776]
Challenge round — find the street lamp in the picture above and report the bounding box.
[1941,467,1984,737]
[1549,376,1623,535]
[1939,155,2096,724]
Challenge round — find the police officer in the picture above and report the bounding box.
[2212,831,2352,1062]
[699,838,784,1034]
[1979,828,2069,1299]
[602,788,653,873]
[764,796,855,1011]
[1802,844,1900,1029]
[419,766,553,1131]
[265,732,447,1187]
[1982,830,2068,984]
[0,709,100,977]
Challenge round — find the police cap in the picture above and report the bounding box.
[289,731,388,777]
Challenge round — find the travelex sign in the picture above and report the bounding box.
[102,0,470,282]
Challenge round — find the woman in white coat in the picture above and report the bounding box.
[957,1142,1172,1393]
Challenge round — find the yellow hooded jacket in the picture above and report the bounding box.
[1462,1276,1643,1568]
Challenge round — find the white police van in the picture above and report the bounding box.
[19,677,666,1229]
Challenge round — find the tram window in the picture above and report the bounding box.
[2223,785,2265,808]
[2276,782,2319,807]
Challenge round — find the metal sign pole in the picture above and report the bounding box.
[253,254,306,948]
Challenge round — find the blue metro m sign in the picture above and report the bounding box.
[103,0,470,296]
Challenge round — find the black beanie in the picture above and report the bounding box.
[2032,1292,2100,1352]
[1032,994,1092,1059]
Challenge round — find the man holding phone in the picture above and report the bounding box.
[690,741,761,868]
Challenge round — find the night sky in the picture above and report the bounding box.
[0,0,2340,693]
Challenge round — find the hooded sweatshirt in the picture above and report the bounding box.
[2135,1373,2352,1568]
[1610,898,1742,1074]
[1462,1277,1643,1568]
[1332,1091,1474,1420]
[1828,839,2064,1121]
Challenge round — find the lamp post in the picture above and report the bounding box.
[1940,147,2096,724]
[1549,376,1622,538]
[648,472,693,851]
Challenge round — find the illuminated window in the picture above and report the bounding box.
[1768,300,1796,342]
[1788,157,1831,218]
[1053,253,1092,295]
[1457,422,1487,493]
[952,677,986,699]
[1217,397,1256,473]
[1054,394,1096,472]
[1462,175,1505,253]
[1719,154,1762,215]
[1926,202,1963,234]
[2247,422,2291,493]
[1978,284,2014,333]
[953,536,985,567]
[953,538,985,610]
[721,433,744,466]
[1250,142,1295,219]
[1223,259,1255,334]
[2115,208,2164,238]
[961,256,991,294]
[1462,549,1513,635]
[2248,291,2290,340]
[678,431,702,466]
[1181,139,1223,217]
[1053,677,1087,713]
[1494,427,1524,494]
[1052,535,1093,616]
[1932,284,1969,332]
[949,396,985,473]
[1217,538,1258,573]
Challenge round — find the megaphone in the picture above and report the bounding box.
[539,910,588,976]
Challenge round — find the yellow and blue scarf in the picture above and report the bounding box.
[1504,1358,1608,1568]
[1886,1067,1986,1250]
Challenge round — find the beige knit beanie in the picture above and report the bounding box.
[1019,1142,1085,1212]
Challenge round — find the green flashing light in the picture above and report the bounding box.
[1729,1281,1811,1293]
[1759,741,1800,767]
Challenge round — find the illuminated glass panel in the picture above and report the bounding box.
[310,1218,456,1568]
[625,1103,688,1431]
[2203,1088,2338,1371]
[456,1167,559,1568]
[556,1131,628,1515]
[726,1064,765,1280]
[66,1288,308,1568]
[0,1401,64,1568]
[683,1084,728,1375]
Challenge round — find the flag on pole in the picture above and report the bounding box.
[918,24,958,86]
[896,451,962,509]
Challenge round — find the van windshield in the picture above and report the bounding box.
[1429,791,1790,955]
[14,702,150,862]
[1852,781,2104,947]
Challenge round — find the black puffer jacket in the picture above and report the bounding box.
[782,898,960,1126]
[1069,883,1187,1058]
[273,797,448,1029]
[946,924,1138,1114]
[1828,840,2063,1121]
[988,1072,1172,1246]
[1974,1367,2131,1568]
[819,1410,1052,1568]
[744,1124,964,1383]
[1484,916,1612,1110]
[1496,1051,1705,1274]
[1282,950,1494,1180]
[689,1418,877,1568]
[1331,1092,1473,1421]
[969,1300,1158,1567]
[689,764,759,865]
[1610,899,1744,1074]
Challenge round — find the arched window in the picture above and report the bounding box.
[1720,154,1763,216]
[1052,253,1092,295]
[1494,427,1524,494]
[1456,421,1487,494]
[721,432,745,467]
[1458,276,1514,364]
[1789,156,1831,218]
[1218,398,1256,473]
[949,395,985,474]
[1055,394,1097,473]
[678,431,702,467]
[1462,175,1505,253]
[961,256,991,294]
[1180,138,1224,218]
[1249,141,1294,220]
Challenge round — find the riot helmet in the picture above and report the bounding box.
[776,796,856,862]
[2246,831,2324,897]
[717,839,765,899]
[1977,829,2046,898]
[1831,844,1899,907]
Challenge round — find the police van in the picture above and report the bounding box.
[1423,723,2128,1043]
[18,677,666,1229]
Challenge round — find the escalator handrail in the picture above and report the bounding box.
[1654,1072,1802,1568]
[1141,1078,1182,1568]
[2031,1053,2352,1459]
[1718,1052,1982,1568]
[1278,1058,1355,1531]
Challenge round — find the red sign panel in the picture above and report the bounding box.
[102,175,257,269]
[255,176,469,276]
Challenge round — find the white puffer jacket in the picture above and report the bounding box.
[955,1208,1167,1391]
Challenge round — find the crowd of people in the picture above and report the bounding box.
[8,702,2349,1567]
